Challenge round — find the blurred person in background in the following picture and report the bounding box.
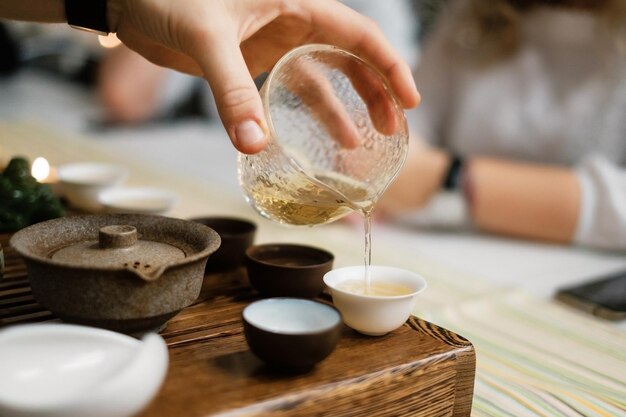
[379,0,626,251]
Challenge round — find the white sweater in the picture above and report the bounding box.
[410,7,626,251]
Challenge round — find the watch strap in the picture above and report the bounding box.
[443,155,464,191]
[65,0,110,35]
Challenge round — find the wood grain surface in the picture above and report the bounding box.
[0,233,475,416]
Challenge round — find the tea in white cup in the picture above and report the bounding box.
[323,265,427,336]
[335,279,413,296]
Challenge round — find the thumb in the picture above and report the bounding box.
[194,36,268,154]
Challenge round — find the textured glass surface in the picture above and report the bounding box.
[238,45,408,226]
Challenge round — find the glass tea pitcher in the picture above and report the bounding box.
[238,44,409,226]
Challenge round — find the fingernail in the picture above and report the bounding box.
[235,120,265,149]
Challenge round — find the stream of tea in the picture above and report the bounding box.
[334,209,413,296]
[320,175,377,294]
[251,169,406,295]
[363,207,373,291]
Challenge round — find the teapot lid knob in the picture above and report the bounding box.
[99,225,138,249]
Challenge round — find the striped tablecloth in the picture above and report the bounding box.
[425,292,626,417]
[364,230,626,416]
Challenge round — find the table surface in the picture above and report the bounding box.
[0,233,475,417]
[2,70,626,417]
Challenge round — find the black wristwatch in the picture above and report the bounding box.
[443,155,464,191]
[65,0,110,36]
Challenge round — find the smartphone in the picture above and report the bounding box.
[555,270,626,320]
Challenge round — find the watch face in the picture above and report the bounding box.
[65,0,110,36]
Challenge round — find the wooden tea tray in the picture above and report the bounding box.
[0,232,475,417]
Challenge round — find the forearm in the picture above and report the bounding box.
[0,0,65,22]
[466,157,581,243]
[97,46,169,123]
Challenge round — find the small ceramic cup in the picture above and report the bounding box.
[58,162,127,212]
[190,217,257,271]
[99,187,176,215]
[242,298,342,371]
[0,324,168,417]
[323,265,427,336]
[245,244,334,298]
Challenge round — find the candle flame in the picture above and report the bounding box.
[98,33,122,49]
[31,157,50,182]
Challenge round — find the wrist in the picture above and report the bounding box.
[460,157,474,220]
[441,154,464,191]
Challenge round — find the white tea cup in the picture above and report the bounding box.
[324,265,427,336]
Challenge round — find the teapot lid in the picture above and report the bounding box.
[51,225,185,270]
[10,214,221,283]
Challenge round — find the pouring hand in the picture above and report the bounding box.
[107,0,420,154]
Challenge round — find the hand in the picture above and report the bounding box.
[377,139,449,216]
[284,53,405,149]
[107,0,419,153]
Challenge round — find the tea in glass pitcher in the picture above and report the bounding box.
[238,44,409,226]
[245,171,371,226]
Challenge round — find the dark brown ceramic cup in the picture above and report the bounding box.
[245,244,334,298]
[190,217,257,271]
[242,298,342,371]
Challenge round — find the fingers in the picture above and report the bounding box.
[118,30,269,154]
[287,60,361,149]
[304,0,420,109]
[288,52,401,146]
[110,0,416,155]
[116,4,269,154]
[189,32,268,154]
[340,58,400,136]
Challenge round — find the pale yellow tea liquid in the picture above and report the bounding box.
[249,172,372,225]
[336,279,413,296]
